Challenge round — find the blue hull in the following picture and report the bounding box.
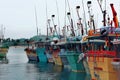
[46,53,54,63]
[59,54,69,65]
[27,55,39,62]
[36,48,47,62]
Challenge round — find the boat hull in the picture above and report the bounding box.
[88,57,117,80]
[25,49,39,62]
[27,54,39,62]
[36,48,47,62]
[59,54,69,65]
[52,49,62,66]
[0,48,8,60]
[46,53,54,63]
[66,52,86,72]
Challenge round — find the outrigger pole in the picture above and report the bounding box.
[67,12,75,36]
[51,15,59,38]
[87,1,96,33]
[97,0,106,26]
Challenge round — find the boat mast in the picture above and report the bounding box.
[82,0,87,34]
[55,0,60,36]
[63,0,67,38]
[45,0,49,40]
[34,5,39,36]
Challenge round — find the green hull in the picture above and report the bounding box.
[66,51,86,72]
[0,53,6,59]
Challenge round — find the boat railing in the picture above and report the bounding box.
[85,50,116,62]
[86,50,116,57]
[88,27,120,37]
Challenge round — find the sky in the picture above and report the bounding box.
[0,0,119,39]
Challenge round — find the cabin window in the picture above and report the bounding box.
[37,43,45,48]
[66,44,78,52]
[76,44,81,52]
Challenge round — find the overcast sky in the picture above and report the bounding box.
[0,0,119,39]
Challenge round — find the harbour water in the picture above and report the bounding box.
[0,46,90,80]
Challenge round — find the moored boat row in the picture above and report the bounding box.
[24,1,120,80]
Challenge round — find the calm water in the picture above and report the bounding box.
[0,46,89,80]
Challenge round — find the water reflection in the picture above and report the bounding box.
[0,46,91,80]
[7,46,28,64]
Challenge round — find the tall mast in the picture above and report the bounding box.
[97,0,106,26]
[55,0,60,36]
[82,0,87,34]
[34,5,39,36]
[1,24,4,40]
[45,0,49,39]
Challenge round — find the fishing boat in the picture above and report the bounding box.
[45,14,63,66]
[65,37,90,73]
[24,47,38,62]
[56,5,89,72]
[50,37,63,66]
[0,46,8,61]
[24,40,39,62]
[84,3,120,80]
[57,38,69,67]
[0,25,9,61]
[44,41,54,63]
[85,28,120,80]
